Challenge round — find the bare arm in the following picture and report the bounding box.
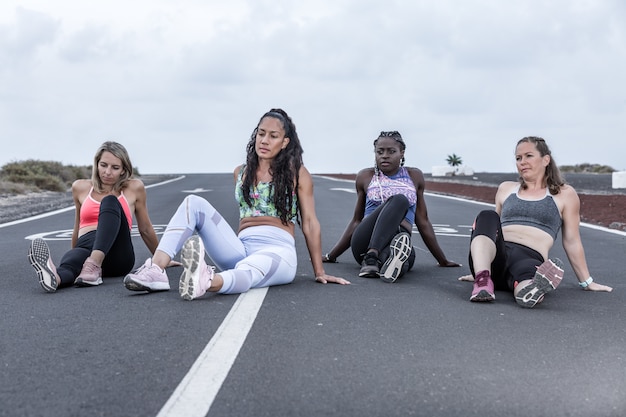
[323,169,371,262]
[130,179,159,255]
[409,168,460,267]
[298,167,350,285]
[560,186,612,292]
[70,180,87,248]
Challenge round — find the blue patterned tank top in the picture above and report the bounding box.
[365,167,417,224]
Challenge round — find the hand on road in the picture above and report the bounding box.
[316,273,350,285]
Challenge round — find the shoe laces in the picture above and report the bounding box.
[82,260,101,274]
[363,253,378,266]
[475,271,490,287]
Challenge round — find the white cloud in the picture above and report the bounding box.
[1,0,625,175]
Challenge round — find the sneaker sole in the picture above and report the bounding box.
[515,258,564,308]
[74,277,103,287]
[28,238,58,293]
[380,233,412,283]
[179,236,204,300]
[358,269,380,278]
[470,290,495,302]
[123,276,170,292]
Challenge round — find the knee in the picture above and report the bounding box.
[388,194,410,208]
[100,195,121,210]
[184,194,206,205]
[182,195,212,222]
[474,210,499,227]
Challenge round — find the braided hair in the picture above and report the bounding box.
[516,136,565,195]
[241,108,304,225]
[372,130,406,178]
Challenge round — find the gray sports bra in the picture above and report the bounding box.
[501,186,562,239]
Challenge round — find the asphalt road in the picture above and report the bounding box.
[1,174,625,417]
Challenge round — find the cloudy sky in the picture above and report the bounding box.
[1,0,625,175]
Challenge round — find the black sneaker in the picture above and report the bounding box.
[359,252,380,278]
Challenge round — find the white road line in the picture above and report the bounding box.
[156,287,268,417]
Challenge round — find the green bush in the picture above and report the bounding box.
[0,159,143,195]
[0,160,91,194]
[559,163,615,174]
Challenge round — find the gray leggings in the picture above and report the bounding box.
[156,195,298,294]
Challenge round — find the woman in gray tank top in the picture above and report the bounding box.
[461,136,613,308]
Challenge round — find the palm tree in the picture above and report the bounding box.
[446,154,463,172]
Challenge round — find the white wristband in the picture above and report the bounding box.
[579,277,593,288]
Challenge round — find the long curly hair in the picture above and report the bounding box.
[91,141,133,193]
[241,108,304,225]
[517,136,565,195]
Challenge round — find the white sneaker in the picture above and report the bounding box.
[179,235,215,300]
[124,258,170,292]
[28,238,60,293]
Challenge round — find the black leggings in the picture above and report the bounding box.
[468,210,544,291]
[351,194,416,271]
[56,195,135,287]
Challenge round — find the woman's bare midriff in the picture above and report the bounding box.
[502,224,554,261]
[238,216,295,236]
[78,226,98,238]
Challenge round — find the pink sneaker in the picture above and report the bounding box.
[515,258,564,308]
[74,257,103,287]
[470,270,495,302]
[28,238,60,293]
[179,235,215,300]
[124,258,170,292]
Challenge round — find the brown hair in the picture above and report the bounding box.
[516,136,565,195]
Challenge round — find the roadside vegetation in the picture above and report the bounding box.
[0,160,142,195]
[0,159,616,196]
[558,163,615,174]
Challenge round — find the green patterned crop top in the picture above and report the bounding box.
[235,168,298,223]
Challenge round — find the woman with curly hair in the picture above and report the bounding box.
[124,108,349,299]
[322,131,459,283]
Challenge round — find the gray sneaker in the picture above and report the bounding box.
[28,238,60,293]
[380,232,412,283]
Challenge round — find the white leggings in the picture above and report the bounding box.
[157,195,297,294]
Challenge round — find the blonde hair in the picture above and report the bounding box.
[91,141,133,193]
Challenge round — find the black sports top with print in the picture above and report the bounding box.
[500,186,562,240]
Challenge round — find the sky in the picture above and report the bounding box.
[1,0,625,175]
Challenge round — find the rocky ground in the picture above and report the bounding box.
[2,173,625,231]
